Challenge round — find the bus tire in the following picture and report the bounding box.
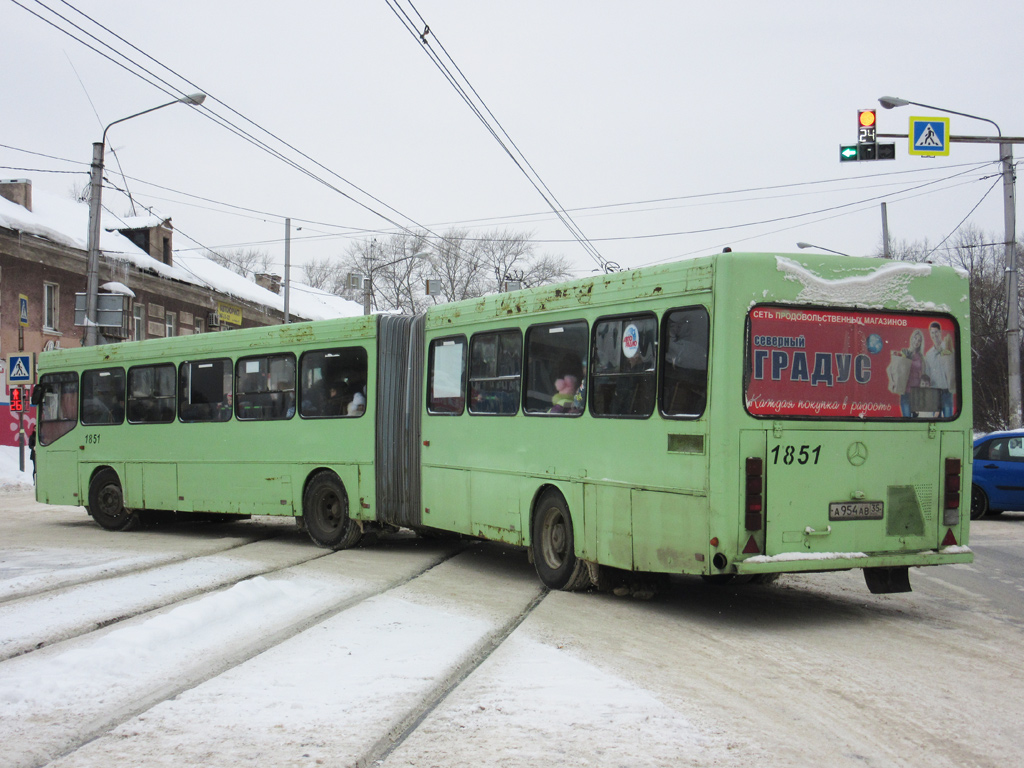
[87,468,139,532]
[531,491,591,591]
[970,485,988,520]
[302,472,361,550]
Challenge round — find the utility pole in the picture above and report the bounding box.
[284,218,291,323]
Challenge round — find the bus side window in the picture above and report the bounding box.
[127,364,176,423]
[468,330,521,415]
[523,321,588,416]
[590,314,657,418]
[299,347,368,419]
[179,359,232,422]
[660,306,709,418]
[80,367,126,426]
[427,337,467,415]
[37,372,79,445]
[235,354,296,421]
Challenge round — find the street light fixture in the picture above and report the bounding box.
[796,242,851,257]
[879,95,1019,427]
[84,92,207,346]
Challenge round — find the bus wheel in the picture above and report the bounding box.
[87,469,139,532]
[970,485,989,520]
[302,472,362,550]
[531,491,591,591]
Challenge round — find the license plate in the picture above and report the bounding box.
[829,501,884,520]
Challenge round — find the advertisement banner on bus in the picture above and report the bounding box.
[745,306,958,420]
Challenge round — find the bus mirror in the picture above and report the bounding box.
[30,384,47,407]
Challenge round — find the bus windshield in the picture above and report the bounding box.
[745,305,960,420]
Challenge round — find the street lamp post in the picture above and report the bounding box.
[879,96,1019,428]
[796,241,851,257]
[84,92,206,346]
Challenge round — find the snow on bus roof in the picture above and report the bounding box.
[0,185,362,320]
[774,255,951,312]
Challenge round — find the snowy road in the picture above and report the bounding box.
[0,489,1021,768]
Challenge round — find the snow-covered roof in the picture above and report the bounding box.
[0,185,363,321]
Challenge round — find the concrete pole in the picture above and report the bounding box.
[84,141,105,347]
[1002,141,1020,428]
[881,202,891,259]
[283,217,291,324]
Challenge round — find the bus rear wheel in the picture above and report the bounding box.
[303,472,362,550]
[87,468,139,532]
[531,491,591,591]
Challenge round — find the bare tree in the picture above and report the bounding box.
[302,256,346,293]
[206,248,273,278]
[425,228,484,303]
[304,228,576,313]
[929,226,1024,432]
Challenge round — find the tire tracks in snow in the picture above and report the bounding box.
[0,532,325,662]
[5,540,473,768]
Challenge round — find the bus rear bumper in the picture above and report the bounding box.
[735,546,973,574]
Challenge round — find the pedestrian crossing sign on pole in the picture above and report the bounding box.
[909,116,950,156]
[6,354,33,386]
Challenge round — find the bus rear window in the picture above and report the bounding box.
[745,306,960,420]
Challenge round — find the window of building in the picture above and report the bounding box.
[165,312,177,338]
[133,304,145,341]
[36,372,78,445]
[235,354,296,420]
[660,306,709,418]
[43,282,59,331]
[299,347,368,418]
[523,321,588,416]
[591,314,657,418]
[194,318,204,335]
[427,336,467,415]
[179,359,232,422]
[127,364,176,423]
[80,368,126,426]
[468,330,521,415]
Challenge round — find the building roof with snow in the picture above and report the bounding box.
[0,184,362,321]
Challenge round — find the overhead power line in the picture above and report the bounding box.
[384,0,614,272]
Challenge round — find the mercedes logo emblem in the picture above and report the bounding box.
[847,442,868,466]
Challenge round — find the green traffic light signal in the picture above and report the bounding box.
[840,145,859,162]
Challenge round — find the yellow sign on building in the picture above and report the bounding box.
[217,301,243,326]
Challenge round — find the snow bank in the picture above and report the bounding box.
[0,446,33,491]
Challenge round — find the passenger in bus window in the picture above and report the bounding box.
[324,383,347,416]
[348,382,366,416]
[549,374,579,413]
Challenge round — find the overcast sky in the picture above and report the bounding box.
[2,0,1021,280]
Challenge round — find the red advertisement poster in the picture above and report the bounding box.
[745,306,958,419]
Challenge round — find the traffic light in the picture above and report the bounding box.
[9,387,22,412]
[858,109,877,146]
[840,109,894,162]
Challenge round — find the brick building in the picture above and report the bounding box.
[0,179,360,447]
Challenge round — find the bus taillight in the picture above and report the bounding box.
[943,458,961,526]
[745,457,763,531]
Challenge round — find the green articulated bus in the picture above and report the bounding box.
[33,252,974,594]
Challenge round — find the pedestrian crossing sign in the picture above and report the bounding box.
[909,116,950,156]
[6,354,32,385]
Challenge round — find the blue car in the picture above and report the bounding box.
[971,430,1024,519]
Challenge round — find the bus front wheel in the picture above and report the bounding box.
[302,472,362,550]
[531,491,591,591]
[87,469,139,532]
